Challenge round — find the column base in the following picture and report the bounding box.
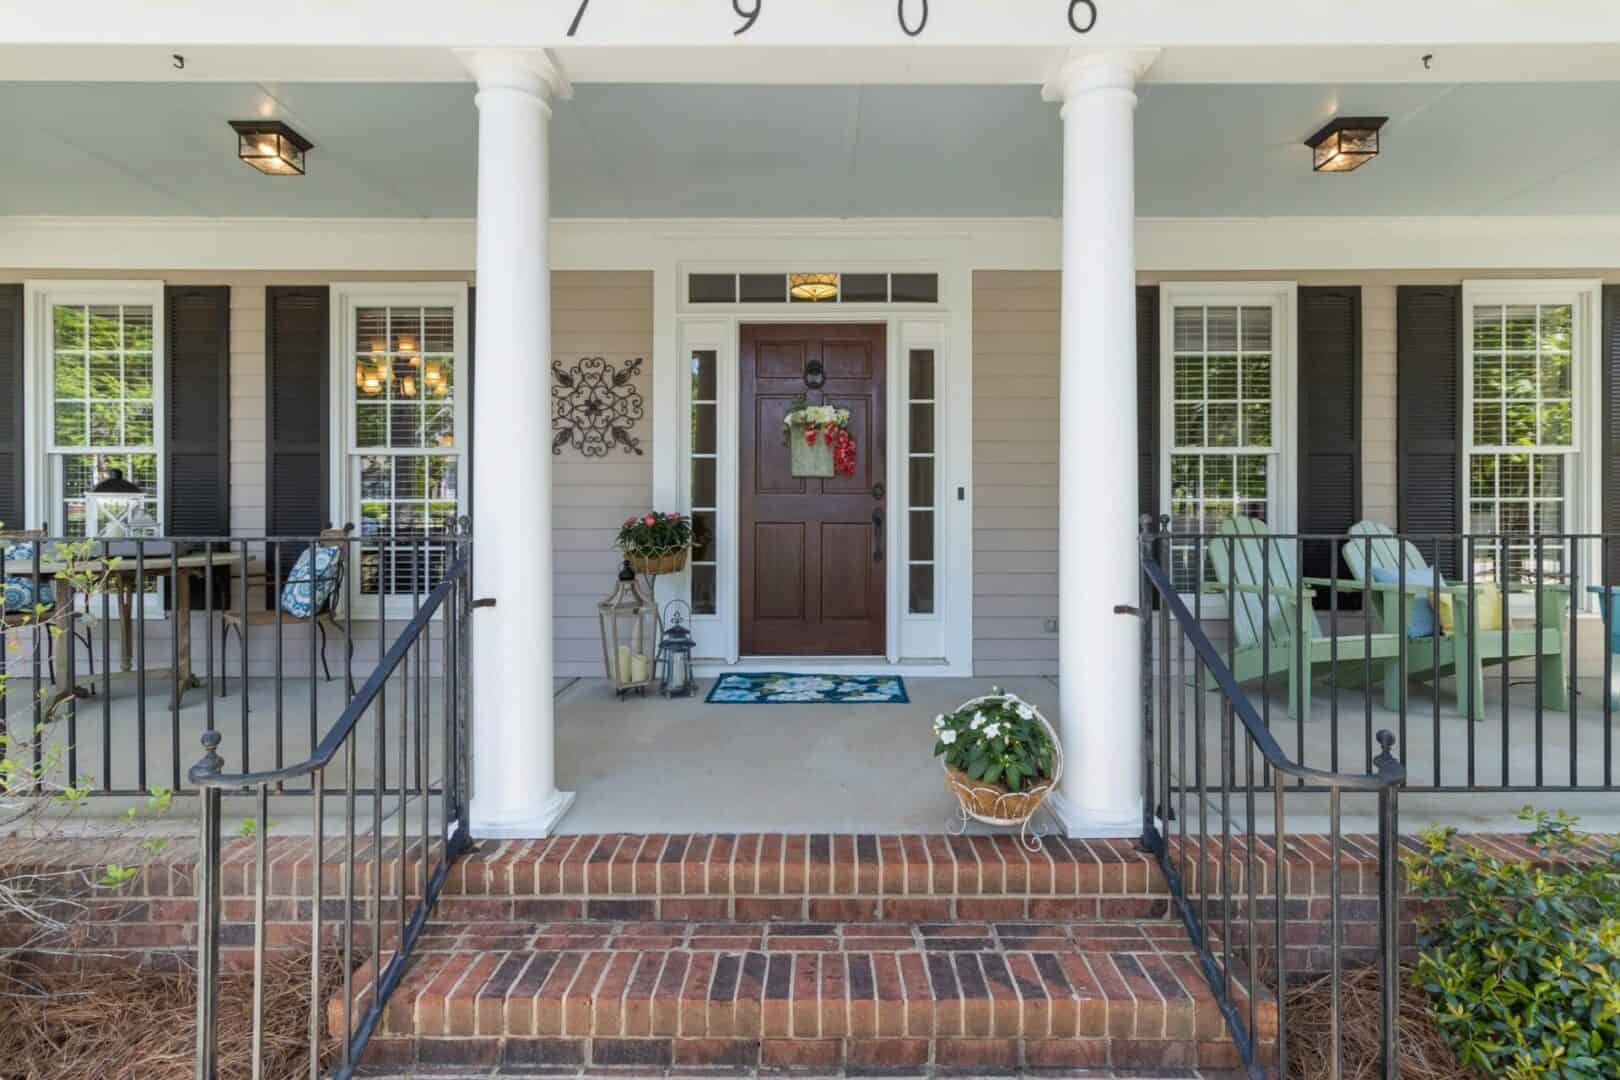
[470,788,576,839]
[1044,789,1143,839]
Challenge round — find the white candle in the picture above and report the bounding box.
[630,653,648,683]
[616,645,631,681]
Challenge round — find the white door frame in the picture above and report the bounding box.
[666,262,971,677]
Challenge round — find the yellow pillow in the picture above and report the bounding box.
[1438,583,1501,637]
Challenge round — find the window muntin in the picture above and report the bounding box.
[1167,303,1277,592]
[1467,301,1576,584]
[349,304,461,597]
[907,348,936,615]
[48,302,158,536]
[689,349,719,615]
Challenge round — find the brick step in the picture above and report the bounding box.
[342,918,1272,1074]
[439,834,1171,922]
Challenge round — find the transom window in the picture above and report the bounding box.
[1163,296,1284,592]
[1466,299,1578,584]
[336,287,467,604]
[46,298,161,536]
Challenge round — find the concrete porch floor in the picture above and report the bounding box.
[3,671,1618,836]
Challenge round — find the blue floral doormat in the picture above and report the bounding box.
[705,672,910,705]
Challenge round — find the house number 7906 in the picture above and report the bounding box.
[565,1,1098,38]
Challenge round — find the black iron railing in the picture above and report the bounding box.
[187,546,472,1078]
[0,528,467,798]
[1140,521,1407,1078]
[1154,521,1618,794]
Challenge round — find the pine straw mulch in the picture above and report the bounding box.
[1285,965,1471,1080]
[0,952,345,1080]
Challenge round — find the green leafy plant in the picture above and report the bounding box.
[930,688,1056,794]
[1405,807,1620,1078]
[616,510,693,557]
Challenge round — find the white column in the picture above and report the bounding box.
[463,49,575,838]
[1043,50,1158,838]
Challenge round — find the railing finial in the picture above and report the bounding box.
[1373,729,1400,773]
[196,729,224,777]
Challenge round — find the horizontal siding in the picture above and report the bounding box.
[972,270,1061,677]
[551,270,655,676]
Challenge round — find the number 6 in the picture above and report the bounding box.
[1068,0,1098,33]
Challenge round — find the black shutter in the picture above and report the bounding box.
[1297,286,1362,602]
[0,284,22,530]
[1396,285,1463,576]
[265,286,330,596]
[1604,285,1620,584]
[164,286,231,537]
[1137,285,1159,524]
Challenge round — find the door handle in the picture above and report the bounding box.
[872,483,884,500]
[872,509,885,563]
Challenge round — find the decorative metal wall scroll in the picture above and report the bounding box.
[552,356,646,457]
[566,1,1095,39]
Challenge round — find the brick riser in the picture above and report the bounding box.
[435,834,1174,923]
[340,919,1276,1075]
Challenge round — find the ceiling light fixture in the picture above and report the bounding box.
[789,273,839,302]
[1303,116,1387,173]
[228,120,312,176]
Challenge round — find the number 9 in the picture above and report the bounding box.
[733,0,760,36]
[1068,0,1098,33]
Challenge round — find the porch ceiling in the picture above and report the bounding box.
[4,79,1620,219]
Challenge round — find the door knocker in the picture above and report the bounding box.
[802,358,826,390]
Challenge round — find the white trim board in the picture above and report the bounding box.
[11,216,1620,274]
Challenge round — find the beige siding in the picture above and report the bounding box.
[972,271,1060,676]
[1360,285,1397,527]
[550,270,655,676]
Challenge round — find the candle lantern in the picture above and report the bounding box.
[598,559,657,698]
[87,468,169,555]
[655,600,698,699]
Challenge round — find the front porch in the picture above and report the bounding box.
[15,666,1620,836]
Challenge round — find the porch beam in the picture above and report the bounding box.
[1044,49,1157,839]
[463,48,575,838]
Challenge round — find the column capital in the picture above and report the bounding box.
[458,48,572,102]
[1041,48,1159,103]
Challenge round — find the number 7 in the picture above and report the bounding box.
[567,0,590,36]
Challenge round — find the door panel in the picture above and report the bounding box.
[740,322,887,656]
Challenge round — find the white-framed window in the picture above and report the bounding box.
[1462,280,1603,587]
[23,281,165,537]
[1159,282,1297,594]
[329,283,468,613]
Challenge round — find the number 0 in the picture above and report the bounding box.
[898,0,927,37]
[1068,0,1098,33]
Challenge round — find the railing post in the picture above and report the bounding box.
[194,731,224,1080]
[1374,729,1402,1080]
[1139,514,1157,845]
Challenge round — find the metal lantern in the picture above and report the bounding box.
[655,600,698,698]
[87,468,166,555]
[598,559,657,698]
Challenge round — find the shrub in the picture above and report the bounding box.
[931,688,1056,793]
[1404,807,1620,1078]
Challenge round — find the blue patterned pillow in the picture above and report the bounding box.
[3,541,54,612]
[279,546,342,619]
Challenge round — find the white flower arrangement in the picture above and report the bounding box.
[782,403,851,429]
[931,687,1056,794]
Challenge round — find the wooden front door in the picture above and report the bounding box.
[740,323,887,656]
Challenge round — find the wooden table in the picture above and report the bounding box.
[4,550,260,709]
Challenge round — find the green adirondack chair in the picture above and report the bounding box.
[1204,516,1413,720]
[1339,520,1568,720]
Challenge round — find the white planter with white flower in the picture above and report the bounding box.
[932,688,1063,840]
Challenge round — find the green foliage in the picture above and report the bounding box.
[615,511,693,558]
[930,688,1056,794]
[1405,807,1620,1078]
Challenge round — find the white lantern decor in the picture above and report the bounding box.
[87,468,167,555]
[598,560,658,698]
